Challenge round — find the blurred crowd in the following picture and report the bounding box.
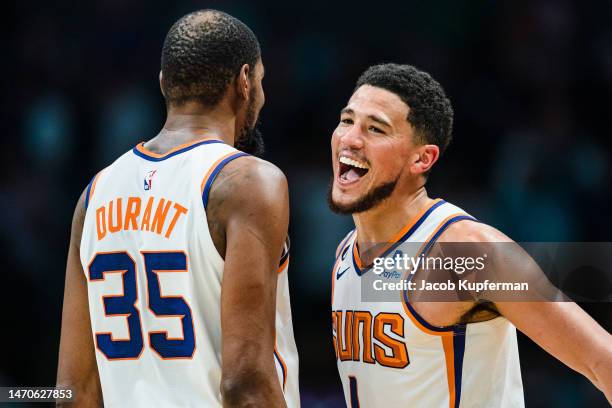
[3,0,612,406]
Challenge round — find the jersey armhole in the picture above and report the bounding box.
[278,236,290,272]
[335,230,355,259]
[84,171,103,210]
[200,151,249,209]
[197,151,249,264]
[402,214,478,333]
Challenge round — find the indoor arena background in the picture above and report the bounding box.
[3,0,612,407]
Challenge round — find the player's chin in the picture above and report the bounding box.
[329,189,367,215]
[331,185,363,207]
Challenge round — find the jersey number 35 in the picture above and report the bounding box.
[88,251,195,360]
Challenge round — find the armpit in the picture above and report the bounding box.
[459,300,501,324]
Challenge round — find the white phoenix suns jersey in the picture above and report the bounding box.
[80,138,299,407]
[331,199,524,408]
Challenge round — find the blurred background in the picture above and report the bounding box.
[3,0,612,406]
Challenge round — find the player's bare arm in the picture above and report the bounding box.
[438,220,612,404]
[56,189,102,407]
[208,156,289,408]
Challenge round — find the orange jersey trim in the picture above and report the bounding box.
[278,254,290,273]
[274,339,288,390]
[200,151,243,194]
[353,198,443,268]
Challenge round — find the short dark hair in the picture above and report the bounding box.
[355,63,453,154]
[161,10,261,107]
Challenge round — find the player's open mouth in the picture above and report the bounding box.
[338,156,369,185]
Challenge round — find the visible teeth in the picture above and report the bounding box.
[339,156,369,169]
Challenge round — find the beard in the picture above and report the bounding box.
[235,124,264,156]
[327,177,398,215]
[234,92,265,157]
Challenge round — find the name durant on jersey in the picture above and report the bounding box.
[95,196,188,241]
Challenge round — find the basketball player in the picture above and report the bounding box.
[329,63,612,407]
[56,10,299,407]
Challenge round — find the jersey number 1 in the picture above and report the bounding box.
[88,251,195,360]
[349,376,360,408]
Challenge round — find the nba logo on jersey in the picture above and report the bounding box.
[144,170,157,191]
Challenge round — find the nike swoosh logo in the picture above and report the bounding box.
[336,267,350,280]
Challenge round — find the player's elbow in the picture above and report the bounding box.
[221,369,279,407]
[56,372,102,407]
[54,383,100,408]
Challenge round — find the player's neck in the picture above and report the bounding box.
[157,101,237,147]
[353,186,432,251]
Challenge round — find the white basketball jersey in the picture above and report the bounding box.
[331,199,524,408]
[80,138,299,407]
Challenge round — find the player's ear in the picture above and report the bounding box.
[410,144,440,175]
[235,64,250,102]
[159,71,166,98]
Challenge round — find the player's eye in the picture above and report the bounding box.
[340,117,353,125]
[369,126,385,134]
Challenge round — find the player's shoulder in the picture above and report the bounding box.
[74,185,88,220]
[226,155,286,184]
[207,155,288,221]
[438,218,513,244]
[69,184,92,249]
[214,155,287,198]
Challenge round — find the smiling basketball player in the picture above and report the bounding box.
[329,63,612,407]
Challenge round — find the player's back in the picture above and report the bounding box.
[79,138,299,407]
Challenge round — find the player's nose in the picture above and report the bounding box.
[338,124,365,150]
